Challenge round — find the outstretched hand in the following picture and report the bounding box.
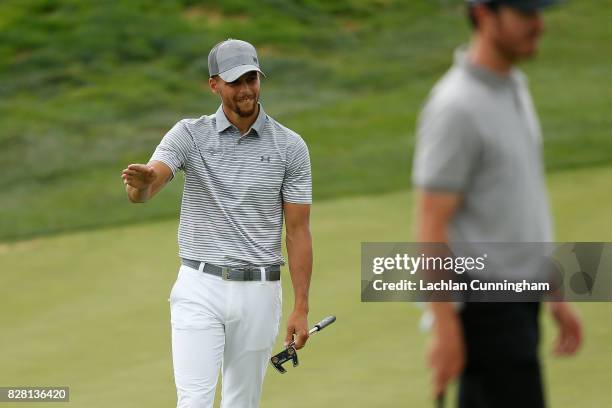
[122,164,157,190]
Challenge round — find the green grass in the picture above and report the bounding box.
[1,0,612,241]
[1,2,610,405]
[1,165,611,407]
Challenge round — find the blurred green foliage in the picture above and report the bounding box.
[1,0,611,241]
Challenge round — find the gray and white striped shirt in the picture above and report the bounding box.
[150,104,311,267]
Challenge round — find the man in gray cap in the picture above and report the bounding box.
[413,1,582,407]
[122,39,313,407]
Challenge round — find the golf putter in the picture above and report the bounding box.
[436,391,445,408]
[270,315,336,374]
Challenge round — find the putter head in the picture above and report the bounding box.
[270,345,299,373]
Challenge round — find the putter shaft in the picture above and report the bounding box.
[436,391,445,408]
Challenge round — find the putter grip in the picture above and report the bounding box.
[314,315,336,331]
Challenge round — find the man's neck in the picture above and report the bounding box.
[469,36,514,75]
[223,104,259,135]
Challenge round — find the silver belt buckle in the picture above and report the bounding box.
[221,267,231,281]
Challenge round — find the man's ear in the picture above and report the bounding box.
[208,77,218,94]
[472,4,495,32]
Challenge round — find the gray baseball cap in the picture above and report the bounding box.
[208,39,265,82]
[467,0,560,11]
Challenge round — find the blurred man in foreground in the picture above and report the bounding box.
[412,1,582,406]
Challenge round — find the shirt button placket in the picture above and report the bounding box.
[222,130,234,158]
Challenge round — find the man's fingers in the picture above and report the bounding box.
[127,164,154,175]
[123,177,140,189]
[127,163,147,171]
[122,164,156,191]
[551,303,583,357]
[294,330,309,350]
[565,336,578,354]
[285,327,309,349]
[555,331,580,356]
[430,355,462,397]
[284,327,294,347]
[433,366,448,397]
[555,334,573,355]
[122,169,140,177]
[554,316,583,356]
[122,174,148,189]
[571,320,583,353]
[555,339,566,355]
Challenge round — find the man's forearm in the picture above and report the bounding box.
[415,190,463,311]
[286,226,312,312]
[418,208,452,309]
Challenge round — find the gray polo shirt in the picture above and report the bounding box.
[413,47,553,245]
[150,104,311,267]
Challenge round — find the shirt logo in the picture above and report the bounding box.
[261,156,270,162]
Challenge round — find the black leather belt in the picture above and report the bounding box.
[181,258,281,281]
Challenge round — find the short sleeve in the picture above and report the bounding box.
[412,101,481,192]
[282,136,312,204]
[149,120,194,180]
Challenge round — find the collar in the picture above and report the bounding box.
[454,45,523,88]
[214,103,267,136]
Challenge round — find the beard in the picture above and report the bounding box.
[492,22,541,62]
[232,96,258,117]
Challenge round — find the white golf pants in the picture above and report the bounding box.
[169,264,282,408]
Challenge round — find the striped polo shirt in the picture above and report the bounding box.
[150,104,311,267]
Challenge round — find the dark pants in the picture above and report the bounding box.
[458,302,545,408]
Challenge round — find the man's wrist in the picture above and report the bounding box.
[430,303,459,331]
[293,304,309,314]
[430,302,457,317]
[547,301,563,312]
[127,184,151,203]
